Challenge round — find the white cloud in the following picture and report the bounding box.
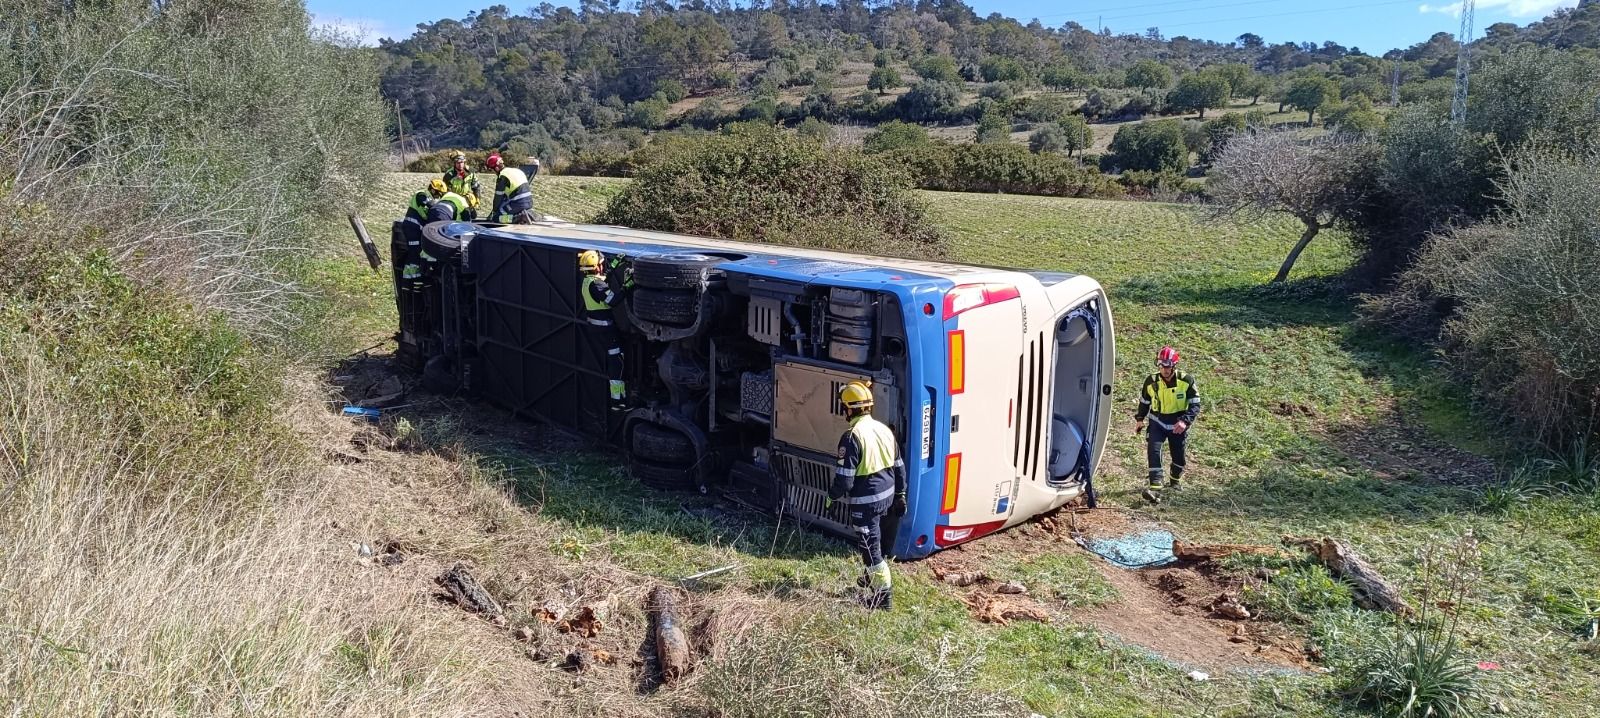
[311,14,394,46]
[1418,0,1577,19]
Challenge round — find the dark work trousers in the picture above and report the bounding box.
[1145,420,1188,485]
[847,499,891,586]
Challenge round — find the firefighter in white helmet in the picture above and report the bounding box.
[579,249,625,408]
[828,381,907,610]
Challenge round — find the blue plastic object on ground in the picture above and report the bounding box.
[341,405,381,421]
[1081,529,1178,568]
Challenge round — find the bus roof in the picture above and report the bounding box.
[474,221,1083,288]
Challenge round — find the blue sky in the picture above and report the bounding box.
[308,0,1580,53]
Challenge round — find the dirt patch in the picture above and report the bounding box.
[1080,558,1316,673]
[1329,419,1496,486]
[921,506,1317,674]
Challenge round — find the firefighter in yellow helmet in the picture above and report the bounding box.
[424,178,469,224]
[579,249,626,409]
[441,151,482,219]
[828,381,907,610]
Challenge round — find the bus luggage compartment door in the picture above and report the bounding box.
[470,235,613,438]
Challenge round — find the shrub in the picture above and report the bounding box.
[885,142,1119,198]
[912,54,961,82]
[1107,119,1190,173]
[1059,115,1094,156]
[1118,170,1204,200]
[796,117,833,143]
[595,125,948,258]
[975,108,1012,144]
[868,65,903,95]
[656,78,688,103]
[978,81,1017,101]
[1199,113,1248,164]
[1125,59,1173,90]
[863,120,930,153]
[625,96,670,128]
[1029,124,1068,154]
[1388,147,1600,445]
[979,56,1028,83]
[897,80,965,122]
[405,148,496,173]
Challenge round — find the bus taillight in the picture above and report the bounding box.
[935,520,1005,547]
[942,283,1021,320]
[941,453,961,514]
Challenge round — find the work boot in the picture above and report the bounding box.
[856,573,871,589]
[858,588,893,611]
[1168,474,1182,490]
[1141,488,1162,504]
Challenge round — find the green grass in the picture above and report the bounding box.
[343,176,1600,716]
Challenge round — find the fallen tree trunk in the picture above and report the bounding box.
[1283,536,1413,616]
[647,586,692,685]
[1173,540,1288,562]
[436,563,502,617]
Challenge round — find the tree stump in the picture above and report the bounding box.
[1283,536,1413,616]
[647,585,692,685]
[436,563,502,617]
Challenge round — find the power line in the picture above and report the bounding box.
[1137,0,1420,31]
[1099,0,1304,24]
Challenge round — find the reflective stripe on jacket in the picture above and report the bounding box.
[442,170,480,207]
[493,167,531,220]
[582,274,616,327]
[830,414,907,506]
[1135,371,1200,425]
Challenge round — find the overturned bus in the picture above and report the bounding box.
[393,219,1115,560]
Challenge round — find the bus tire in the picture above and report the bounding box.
[630,459,697,492]
[631,423,696,465]
[632,287,699,327]
[631,253,721,290]
[420,221,462,259]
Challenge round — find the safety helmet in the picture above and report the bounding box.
[427,178,448,197]
[577,250,603,272]
[1157,346,1181,368]
[486,152,504,170]
[452,151,467,164]
[839,381,874,410]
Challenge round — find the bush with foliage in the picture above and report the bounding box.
[1198,113,1248,164]
[1028,124,1067,154]
[1383,148,1600,445]
[1285,76,1340,124]
[862,120,931,153]
[975,108,1012,144]
[868,66,903,95]
[896,80,966,122]
[1107,119,1190,173]
[595,126,948,258]
[796,117,833,143]
[1323,95,1384,135]
[886,142,1119,198]
[979,56,1028,83]
[912,54,961,82]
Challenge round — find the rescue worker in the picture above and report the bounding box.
[424,178,469,224]
[441,151,482,219]
[1134,346,1200,503]
[828,382,907,610]
[399,185,434,281]
[486,151,539,224]
[578,249,626,408]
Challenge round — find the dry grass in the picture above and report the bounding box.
[0,346,491,716]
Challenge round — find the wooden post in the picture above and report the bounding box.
[395,99,407,170]
[647,586,692,685]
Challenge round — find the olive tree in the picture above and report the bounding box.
[1285,76,1339,125]
[1169,73,1230,119]
[1208,130,1379,283]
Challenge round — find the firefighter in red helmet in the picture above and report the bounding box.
[1134,346,1200,503]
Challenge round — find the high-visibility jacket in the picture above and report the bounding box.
[441,169,481,208]
[492,167,532,222]
[425,191,469,224]
[581,274,617,328]
[830,414,906,509]
[1135,371,1200,428]
[404,191,430,228]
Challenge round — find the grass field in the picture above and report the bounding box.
[343,174,1600,716]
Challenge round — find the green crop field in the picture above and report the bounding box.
[339,174,1599,716]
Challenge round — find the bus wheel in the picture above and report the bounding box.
[630,459,697,491]
[631,253,721,290]
[631,423,697,465]
[631,287,699,327]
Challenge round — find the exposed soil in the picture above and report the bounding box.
[1330,419,1496,486]
[922,506,1318,674]
[1080,559,1317,673]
